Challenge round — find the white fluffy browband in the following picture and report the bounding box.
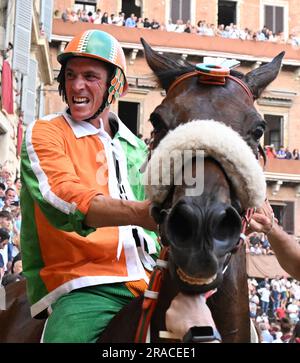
[144,120,266,209]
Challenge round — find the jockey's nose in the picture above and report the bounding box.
[71,75,85,91]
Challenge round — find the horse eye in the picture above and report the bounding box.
[149,112,164,130]
[253,126,264,140]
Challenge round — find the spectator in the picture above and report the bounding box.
[174,19,185,33]
[11,252,22,275]
[286,299,299,324]
[125,13,136,28]
[101,12,109,24]
[250,242,263,255]
[114,12,125,26]
[258,284,271,314]
[69,10,78,23]
[1,252,24,287]
[87,12,94,23]
[258,322,274,342]
[285,147,292,159]
[0,182,5,210]
[14,177,21,200]
[79,9,89,23]
[280,317,292,342]
[270,285,281,315]
[0,228,10,277]
[0,210,13,272]
[0,165,12,187]
[143,17,151,28]
[184,20,192,33]
[265,144,277,158]
[249,290,260,319]
[292,148,300,160]
[276,145,286,159]
[136,17,144,28]
[289,321,300,343]
[61,8,71,22]
[150,19,160,30]
[93,9,102,24]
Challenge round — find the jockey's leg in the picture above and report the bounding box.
[42,283,135,343]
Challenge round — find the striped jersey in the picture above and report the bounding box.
[21,110,159,317]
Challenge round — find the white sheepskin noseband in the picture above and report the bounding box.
[144,120,266,210]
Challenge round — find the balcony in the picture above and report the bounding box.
[51,19,300,66]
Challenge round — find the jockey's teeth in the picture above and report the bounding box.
[177,268,217,285]
[73,97,88,104]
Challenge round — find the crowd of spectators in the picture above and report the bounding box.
[55,8,300,47]
[265,145,300,160]
[0,164,24,288]
[246,232,275,256]
[248,276,300,342]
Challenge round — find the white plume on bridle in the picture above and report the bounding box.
[144,119,266,210]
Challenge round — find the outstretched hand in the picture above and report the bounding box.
[247,199,278,236]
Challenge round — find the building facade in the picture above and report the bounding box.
[0,0,53,178]
[1,0,299,239]
[48,0,300,239]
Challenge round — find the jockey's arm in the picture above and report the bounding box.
[85,195,157,231]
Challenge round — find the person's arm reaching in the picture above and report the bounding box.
[85,196,157,231]
[249,199,300,280]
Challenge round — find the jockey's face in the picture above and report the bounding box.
[65,57,109,123]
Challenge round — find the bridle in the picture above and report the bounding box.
[135,64,256,343]
[167,63,254,102]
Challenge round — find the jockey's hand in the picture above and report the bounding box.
[138,200,158,232]
[165,293,217,341]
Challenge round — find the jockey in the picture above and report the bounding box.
[20,29,159,342]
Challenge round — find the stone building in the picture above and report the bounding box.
[0,0,53,178]
[1,0,299,239]
[48,0,300,239]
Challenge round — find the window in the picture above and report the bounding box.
[40,0,53,41]
[12,0,33,75]
[122,0,141,19]
[218,1,237,26]
[171,0,191,23]
[263,114,283,150]
[74,0,96,13]
[264,5,284,35]
[118,101,140,135]
[271,202,294,234]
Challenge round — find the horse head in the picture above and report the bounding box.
[141,38,284,298]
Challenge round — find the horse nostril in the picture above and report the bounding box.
[212,206,242,253]
[166,202,198,246]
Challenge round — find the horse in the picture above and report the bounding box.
[0,39,284,343]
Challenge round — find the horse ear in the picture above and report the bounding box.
[141,37,184,90]
[243,52,285,100]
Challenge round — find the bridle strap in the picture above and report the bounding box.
[167,71,253,102]
[135,247,169,343]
